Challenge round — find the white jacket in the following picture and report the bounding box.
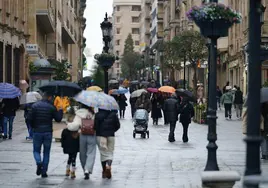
[67,108,94,131]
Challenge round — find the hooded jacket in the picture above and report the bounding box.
[67,108,94,132]
[221,91,233,104]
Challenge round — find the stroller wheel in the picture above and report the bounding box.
[147,131,149,138]
[141,133,146,139]
[133,131,136,138]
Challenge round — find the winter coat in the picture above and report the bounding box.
[54,96,70,113]
[61,129,79,154]
[151,97,162,119]
[118,95,127,110]
[94,110,120,137]
[179,102,195,124]
[2,97,20,116]
[163,96,180,122]
[216,89,222,99]
[27,100,63,133]
[135,97,152,113]
[67,108,94,131]
[24,103,34,123]
[221,91,233,104]
[234,90,243,104]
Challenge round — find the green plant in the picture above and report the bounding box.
[49,59,71,81]
[29,61,38,73]
[263,81,268,87]
[94,53,115,63]
[187,3,242,23]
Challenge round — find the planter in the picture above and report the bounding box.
[194,105,207,124]
[195,20,232,38]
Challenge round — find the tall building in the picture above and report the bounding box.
[111,0,142,79]
[0,0,28,86]
[139,0,151,52]
[27,0,86,85]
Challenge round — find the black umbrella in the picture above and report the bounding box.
[176,89,196,102]
[130,80,139,84]
[39,81,82,97]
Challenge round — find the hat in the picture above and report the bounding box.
[226,86,232,90]
[67,122,79,132]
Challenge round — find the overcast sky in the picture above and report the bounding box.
[83,0,113,76]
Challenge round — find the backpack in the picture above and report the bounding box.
[81,118,95,135]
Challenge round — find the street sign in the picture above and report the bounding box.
[26,44,39,55]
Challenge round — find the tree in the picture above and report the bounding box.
[172,30,207,94]
[120,33,141,80]
[49,59,71,81]
[91,63,104,89]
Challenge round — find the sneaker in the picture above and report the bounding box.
[71,171,76,179]
[36,164,43,176]
[3,135,7,140]
[65,168,70,176]
[105,166,112,179]
[41,173,48,178]
[84,172,89,180]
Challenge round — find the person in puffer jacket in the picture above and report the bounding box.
[94,109,120,179]
[221,86,233,120]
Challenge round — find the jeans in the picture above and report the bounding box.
[169,121,177,140]
[33,132,52,174]
[0,116,3,134]
[3,116,15,137]
[235,104,243,118]
[216,97,221,109]
[25,120,33,138]
[224,104,232,118]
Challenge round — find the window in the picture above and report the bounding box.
[132,5,141,11]
[132,28,140,34]
[135,41,139,46]
[116,16,120,23]
[116,40,120,45]
[116,28,120,34]
[116,6,120,11]
[117,70,120,73]
[132,17,139,23]
[116,50,119,56]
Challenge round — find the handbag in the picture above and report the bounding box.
[81,118,95,135]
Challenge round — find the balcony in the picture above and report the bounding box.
[145,0,151,4]
[145,11,151,20]
[62,21,76,44]
[157,12,164,21]
[157,31,164,38]
[36,8,55,33]
[145,28,151,35]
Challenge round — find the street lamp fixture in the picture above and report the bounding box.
[101,13,112,53]
[149,50,155,80]
[141,54,145,80]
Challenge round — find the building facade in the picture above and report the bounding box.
[111,0,142,79]
[0,0,28,86]
[139,0,151,52]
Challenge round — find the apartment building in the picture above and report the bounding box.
[27,0,86,84]
[0,0,28,86]
[111,0,142,79]
[139,0,151,52]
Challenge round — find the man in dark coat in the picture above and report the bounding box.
[234,87,243,119]
[27,92,63,178]
[179,98,194,143]
[163,94,180,142]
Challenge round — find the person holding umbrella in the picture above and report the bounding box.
[118,94,127,119]
[151,93,162,125]
[27,92,63,178]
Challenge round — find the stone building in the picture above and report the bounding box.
[0,0,28,86]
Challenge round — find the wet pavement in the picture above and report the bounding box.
[0,106,268,188]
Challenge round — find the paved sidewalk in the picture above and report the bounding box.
[0,107,267,188]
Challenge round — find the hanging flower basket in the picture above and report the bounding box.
[94,53,116,68]
[186,3,242,38]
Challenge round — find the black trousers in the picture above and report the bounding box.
[162,109,167,124]
[169,121,177,138]
[120,109,125,118]
[131,105,136,118]
[182,123,189,136]
[224,103,232,118]
[67,153,77,167]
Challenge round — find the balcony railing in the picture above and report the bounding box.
[62,21,76,44]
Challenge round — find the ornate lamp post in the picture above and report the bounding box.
[149,50,155,80]
[99,13,113,94]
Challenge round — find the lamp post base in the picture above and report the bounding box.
[201,171,240,188]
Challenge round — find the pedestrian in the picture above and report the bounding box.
[135,92,152,113]
[163,93,180,142]
[118,94,127,119]
[27,92,63,178]
[151,93,162,125]
[223,81,230,94]
[24,103,34,140]
[54,96,70,119]
[130,97,137,118]
[221,86,233,120]
[234,87,243,119]
[216,86,222,110]
[2,97,20,140]
[61,122,80,179]
[179,98,194,143]
[94,109,120,179]
[67,104,96,180]
[160,93,168,125]
[261,102,268,160]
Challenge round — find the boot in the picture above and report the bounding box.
[84,170,89,180]
[105,165,112,179]
[182,134,188,143]
[102,162,106,178]
[65,165,70,176]
[70,167,76,179]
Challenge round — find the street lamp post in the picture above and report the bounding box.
[206,39,211,121]
[149,50,155,80]
[183,55,186,89]
[141,54,145,81]
[100,13,113,94]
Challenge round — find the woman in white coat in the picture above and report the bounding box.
[67,104,96,180]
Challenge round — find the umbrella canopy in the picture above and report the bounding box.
[87,86,102,92]
[176,89,196,102]
[74,90,119,110]
[141,81,149,85]
[108,80,119,84]
[130,89,147,98]
[39,81,82,97]
[130,80,139,84]
[0,83,21,99]
[113,87,128,95]
[159,86,175,93]
[20,91,42,104]
[147,88,158,93]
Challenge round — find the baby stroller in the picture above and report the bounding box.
[133,109,149,139]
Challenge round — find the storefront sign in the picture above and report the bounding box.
[26,44,39,55]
